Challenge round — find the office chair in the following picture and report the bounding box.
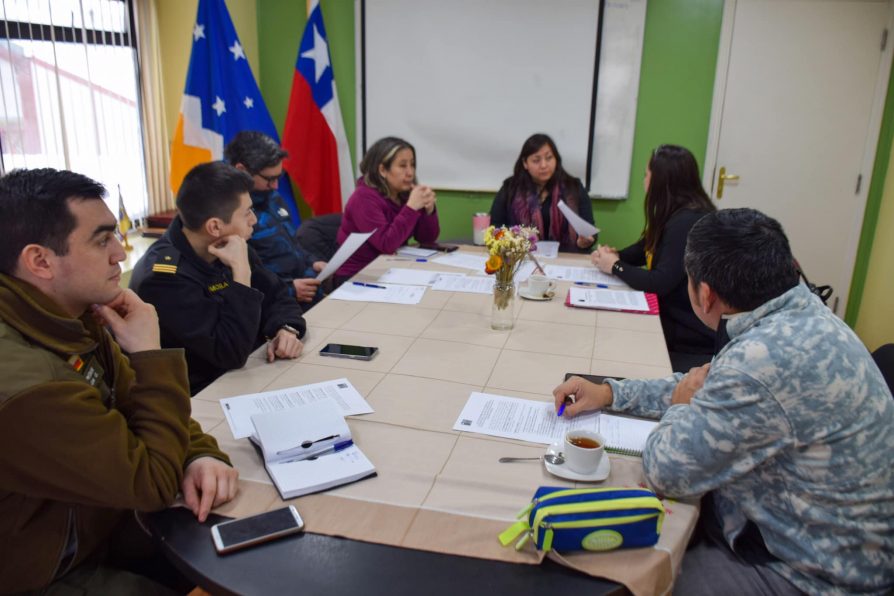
[872,344,894,395]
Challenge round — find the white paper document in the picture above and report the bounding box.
[431,274,495,294]
[453,392,602,444]
[377,268,464,286]
[568,286,650,312]
[431,252,489,271]
[220,378,373,440]
[558,200,600,237]
[329,282,426,304]
[453,393,658,454]
[396,246,438,258]
[533,240,559,259]
[316,230,375,282]
[544,265,623,286]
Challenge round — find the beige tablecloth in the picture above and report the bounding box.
[191,249,699,596]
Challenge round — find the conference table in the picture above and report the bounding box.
[149,247,699,596]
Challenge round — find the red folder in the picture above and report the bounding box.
[564,289,660,315]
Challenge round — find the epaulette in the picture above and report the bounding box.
[151,247,180,275]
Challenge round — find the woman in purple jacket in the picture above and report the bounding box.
[335,137,440,279]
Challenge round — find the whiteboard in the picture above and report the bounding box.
[358,0,646,199]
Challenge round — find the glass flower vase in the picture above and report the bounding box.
[491,280,516,330]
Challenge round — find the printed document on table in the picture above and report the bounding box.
[329,282,426,304]
[316,230,375,282]
[452,392,602,444]
[431,274,495,294]
[532,241,559,259]
[544,265,623,286]
[568,286,650,311]
[220,378,373,439]
[377,268,464,286]
[557,200,600,237]
[431,252,489,271]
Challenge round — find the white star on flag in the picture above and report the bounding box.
[229,40,245,61]
[243,96,254,109]
[193,24,205,42]
[300,24,330,83]
[212,96,226,116]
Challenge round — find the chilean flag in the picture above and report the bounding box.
[282,0,354,215]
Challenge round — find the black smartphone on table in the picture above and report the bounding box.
[319,343,379,361]
[210,506,304,555]
[417,242,459,252]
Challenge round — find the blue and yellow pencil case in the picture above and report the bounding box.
[499,486,664,552]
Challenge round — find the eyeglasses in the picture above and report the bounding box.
[253,171,281,185]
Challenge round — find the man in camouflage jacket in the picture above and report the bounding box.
[555,209,894,595]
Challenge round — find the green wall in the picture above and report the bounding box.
[257,0,724,243]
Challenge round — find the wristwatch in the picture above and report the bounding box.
[279,324,302,338]
[612,261,624,275]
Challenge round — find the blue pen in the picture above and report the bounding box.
[387,258,428,262]
[557,395,576,417]
[574,281,609,289]
[352,282,387,289]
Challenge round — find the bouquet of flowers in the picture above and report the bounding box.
[483,225,538,312]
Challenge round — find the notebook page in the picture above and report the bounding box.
[597,413,658,455]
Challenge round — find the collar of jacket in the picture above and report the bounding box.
[0,273,99,355]
[165,215,229,277]
[725,283,814,340]
[250,189,274,208]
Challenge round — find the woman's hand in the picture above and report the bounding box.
[591,245,619,274]
[407,185,436,212]
[576,235,596,249]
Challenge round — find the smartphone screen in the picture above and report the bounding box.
[319,343,378,360]
[211,506,304,554]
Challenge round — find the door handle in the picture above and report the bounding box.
[716,167,740,199]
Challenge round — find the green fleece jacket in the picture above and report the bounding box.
[0,274,230,593]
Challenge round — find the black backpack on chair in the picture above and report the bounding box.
[794,259,833,305]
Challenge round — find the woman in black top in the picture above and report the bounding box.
[592,145,717,361]
[490,133,596,252]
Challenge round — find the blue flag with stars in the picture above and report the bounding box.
[170,0,300,225]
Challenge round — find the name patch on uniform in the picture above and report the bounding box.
[208,282,229,292]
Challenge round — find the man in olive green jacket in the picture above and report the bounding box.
[0,168,239,593]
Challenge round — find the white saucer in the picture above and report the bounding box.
[518,287,554,301]
[544,441,611,482]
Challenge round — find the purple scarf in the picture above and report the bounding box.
[510,184,579,249]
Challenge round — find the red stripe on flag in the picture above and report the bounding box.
[282,70,342,215]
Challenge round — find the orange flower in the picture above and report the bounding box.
[494,229,505,240]
[485,254,503,274]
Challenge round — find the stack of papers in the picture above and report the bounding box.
[567,286,652,312]
[220,378,373,440]
[377,268,464,286]
[431,275,495,294]
[431,252,489,271]
[543,265,622,286]
[453,392,658,456]
[397,246,438,258]
[329,282,426,304]
[219,380,378,500]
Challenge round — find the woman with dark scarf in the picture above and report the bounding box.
[489,133,596,252]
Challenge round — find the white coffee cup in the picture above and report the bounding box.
[563,430,605,475]
[525,274,556,297]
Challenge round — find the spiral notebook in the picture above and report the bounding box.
[564,373,659,457]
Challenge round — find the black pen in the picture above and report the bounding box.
[352,282,387,289]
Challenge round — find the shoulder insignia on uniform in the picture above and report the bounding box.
[68,354,86,372]
[152,263,178,274]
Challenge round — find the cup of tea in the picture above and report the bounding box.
[525,274,556,297]
[563,430,605,474]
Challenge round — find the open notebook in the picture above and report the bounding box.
[251,399,376,499]
[564,373,659,456]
